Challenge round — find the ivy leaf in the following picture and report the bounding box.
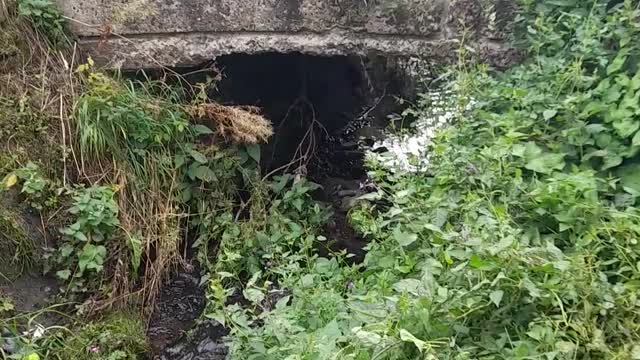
[525,153,565,174]
[393,226,417,247]
[489,290,504,307]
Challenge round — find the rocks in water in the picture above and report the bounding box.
[153,320,227,360]
[147,269,206,354]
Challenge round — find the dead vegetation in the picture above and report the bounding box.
[187,103,273,144]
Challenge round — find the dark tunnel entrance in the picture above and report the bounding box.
[208,52,403,180]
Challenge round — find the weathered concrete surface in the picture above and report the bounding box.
[55,0,517,68]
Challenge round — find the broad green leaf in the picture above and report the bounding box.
[543,109,557,120]
[393,226,417,247]
[632,130,640,147]
[617,164,640,196]
[525,153,565,174]
[631,71,640,90]
[270,174,291,193]
[245,144,261,163]
[399,329,426,353]
[469,255,497,271]
[607,54,627,75]
[78,244,106,272]
[393,278,422,295]
[56,269,71,280]
[489,290,504,307]
[556,341,577,354]
[192,124,214,135]
[527,325,551,341]
[243,288,265,304]
[189,149,208,164]
[613,118,639,138]
[352,327,382,346]
[192,165,216,182]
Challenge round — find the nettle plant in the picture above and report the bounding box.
[56,186,120,286]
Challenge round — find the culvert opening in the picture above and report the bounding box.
[141,52,410,358]
[211,52,368,178]
[204,52,407,260]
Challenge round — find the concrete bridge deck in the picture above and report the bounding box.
[55,0,516,68]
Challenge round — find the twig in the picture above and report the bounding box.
[59,96,67,187]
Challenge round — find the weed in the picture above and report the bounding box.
[0,207,33,279]
[54,185,119,291]
[0,310,147,359]
[17,0,67,45]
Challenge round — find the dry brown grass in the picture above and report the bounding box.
[187,103,273,144]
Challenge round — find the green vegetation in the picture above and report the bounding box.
[17,0,67,45]
[45,312,148,360]
[54,185,119,289]
[0,207,33,278]
[2,0,640,359]
[1,310,147,360]
[203,0,640,359]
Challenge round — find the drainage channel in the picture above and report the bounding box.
[145,52,413,359]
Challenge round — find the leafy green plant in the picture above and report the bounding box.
[1,162,57,210]
[17,0,67,44]
[55,186,119,286]
[203,1,640,359]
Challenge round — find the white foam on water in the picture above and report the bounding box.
[368,90,457,172]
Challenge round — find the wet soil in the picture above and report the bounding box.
[152,320,227,360]
[147,266,212,357]
[0,274,58,314]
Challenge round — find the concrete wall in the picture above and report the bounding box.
[55,0,518,68]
